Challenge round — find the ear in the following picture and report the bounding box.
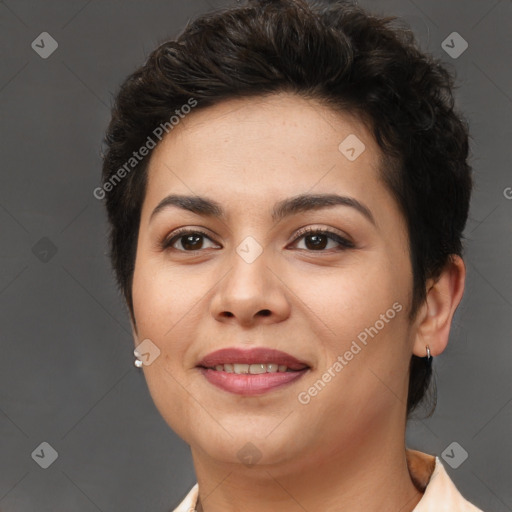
[412,255,466,358]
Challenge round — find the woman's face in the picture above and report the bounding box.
[131,93,417,470]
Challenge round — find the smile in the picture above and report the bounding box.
[207,363,297,374]
[196,347,311,395]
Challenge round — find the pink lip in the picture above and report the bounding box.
[199,367,308,395]
[196,347,309,370]
[196,347,311,395]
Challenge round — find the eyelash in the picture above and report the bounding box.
[161,226,355,253]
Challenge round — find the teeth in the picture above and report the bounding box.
[210,363,293,374]
[233,363,249,374]
[249,363,267,374]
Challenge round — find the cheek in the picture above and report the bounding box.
[132,256,196,340]
[312,262,400,337]
[306,257,412,405]
[131,254,217,379]
[131,259,200,440]
[132,263,165,339]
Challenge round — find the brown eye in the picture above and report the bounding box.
[162,229,219,252]
[292,228,354,251]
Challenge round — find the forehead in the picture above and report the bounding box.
[143,93,387,216]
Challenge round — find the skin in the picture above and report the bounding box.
[130,92,466,512]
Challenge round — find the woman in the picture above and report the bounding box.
[100,1,483,510]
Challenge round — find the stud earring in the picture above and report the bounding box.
[134,349,143,368]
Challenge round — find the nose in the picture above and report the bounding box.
[210,246,291,328]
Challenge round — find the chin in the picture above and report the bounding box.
[196,422,305,466]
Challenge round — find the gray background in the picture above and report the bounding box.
[0,0,510,510]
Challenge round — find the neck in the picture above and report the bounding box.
[190,415,424,512]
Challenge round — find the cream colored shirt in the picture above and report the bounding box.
[171,450,484,512]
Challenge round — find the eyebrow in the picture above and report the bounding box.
[149,193,376,226]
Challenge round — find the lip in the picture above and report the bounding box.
[199,367,309,395]
[196,347,310,370]
[196,347,311,396]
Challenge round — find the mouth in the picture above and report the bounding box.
[196,347,311,395]
[200,363,303,374]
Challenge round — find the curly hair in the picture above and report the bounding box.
[100,0,472,417]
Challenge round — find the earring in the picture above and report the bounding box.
[426,345,432,362]
[134,349,143,368]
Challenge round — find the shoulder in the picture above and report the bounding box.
[412,452,485,512]
[171,482,198,512]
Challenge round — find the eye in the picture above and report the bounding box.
[161,226,355,253]
[290,227,354,251]
[161,228,220,252]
